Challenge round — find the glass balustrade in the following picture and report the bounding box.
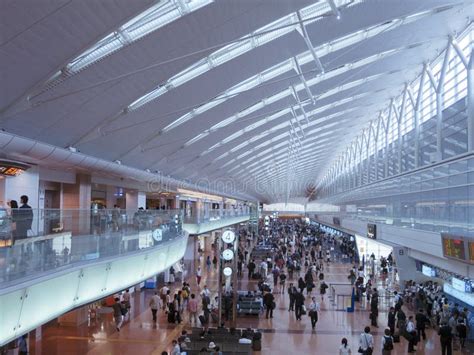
[182,208,250,224]
[0,208,183,288]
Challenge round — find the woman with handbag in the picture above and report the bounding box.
[358,326,374,355]
[308,297,320,330]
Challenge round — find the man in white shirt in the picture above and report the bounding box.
[406,316,416,352]
[160,285,170,310]
[308,297,321,330]
[201,285,211,299]
[149,292,161,322]
[393,291,401,306]
[260,260,268,278]
[170,339,181,355]
[359,326,374,353]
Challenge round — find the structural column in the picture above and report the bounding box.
[468,49,474,152]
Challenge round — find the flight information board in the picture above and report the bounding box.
[441,234,466,262]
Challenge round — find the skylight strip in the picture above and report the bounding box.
[244,133,339,176]
[226,108,358,172]
[218,105,361,170]
[126,0,357,114]
[177,45,413,148]
[135,6,442,156]
[34,0,213,98]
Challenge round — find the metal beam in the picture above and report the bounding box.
[435,42,452,159]
[327,0,341,19]
[293,58,316,105]
[398,85,408,173]
[296,11,324,73]
[450,36,468,69]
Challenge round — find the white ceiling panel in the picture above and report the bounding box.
[1,0,473,202]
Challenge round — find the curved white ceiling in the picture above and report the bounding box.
[0,0,473,202]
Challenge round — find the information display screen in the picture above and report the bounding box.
[333,217,340,226]
[442,234,466,261]
[0,160,30,176]
[367,224,376,239]
[0,166,24,176]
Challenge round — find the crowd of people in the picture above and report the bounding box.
[102,217,473,355]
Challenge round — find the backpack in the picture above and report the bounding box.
[383,336,394,350]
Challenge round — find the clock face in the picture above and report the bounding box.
[223,267,233,277]
[222,249,234,261]
[222,230,235,243]
[152,228,163,241]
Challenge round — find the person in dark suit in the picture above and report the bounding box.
[16,195,33,239]
[438,321,453,355]
[263,290,275,319]
[415,309,429,340]
[388,307,396,335]
[294,290,305,320]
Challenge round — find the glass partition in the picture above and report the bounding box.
[182,207,249,224]
[0,209,183,288]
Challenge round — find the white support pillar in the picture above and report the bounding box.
[435,43,452,161]
[373,117,380,181]
[414,67,426,167]
[397,85,408,174]
[468,48,474,152]
[382,114,390,178]
[364,130,370,184]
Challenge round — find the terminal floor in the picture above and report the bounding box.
[30,260,474,355]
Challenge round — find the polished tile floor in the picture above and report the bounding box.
[28,247,473,355]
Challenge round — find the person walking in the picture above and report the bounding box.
[320,280,328,302]
[339,337,352,354]
[149,291,161,322]
[406,316,417,353]
[122,289,131,317]
[457,315,468,348]
[112,297,124,331]
[388,307,396,335]
[17,195,33,239]
[439,321,453,355]
[160,284,170,311]
[396,307,407,333]
[308,297,320,330]
[212,255,218,269]
[187,293,198,325]
[370,293,378,327]
[288,283,297,311]
[358,326,373,355]
[206,256,211,272]
[415,309,428,341]
[381,328,394,355]
[248,259,256,279]
[279,272,287,294]
[263,290,275,319]
[298,277,306,294]
[305,270,314,296]
[294,290,305,320]
[196,266,202,286]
